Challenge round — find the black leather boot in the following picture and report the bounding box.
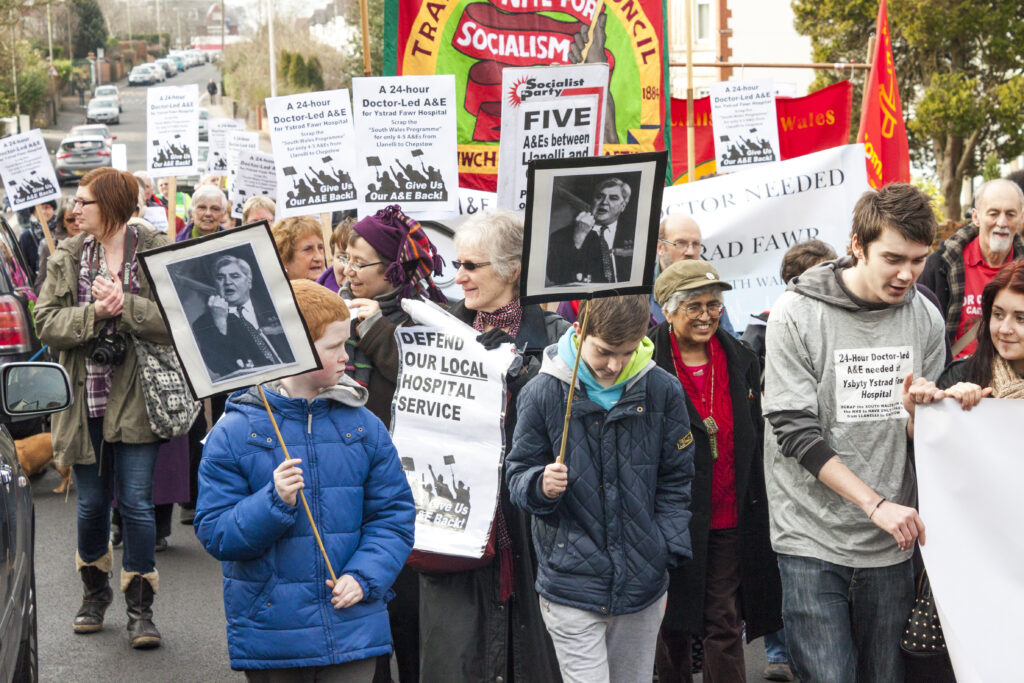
[122,571,161,649]
[73,549,113,634]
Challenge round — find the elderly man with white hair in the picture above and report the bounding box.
[920,177,1024,358]
[175,184,228,242]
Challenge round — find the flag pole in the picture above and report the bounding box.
[556,299,592,465]
[684,0,695,182]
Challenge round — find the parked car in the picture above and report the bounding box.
[54,134,111,184]
[154,58,177,76]
[145,63,166,83]
[0,361,73,681]
[198,108,209,141]
[128,65,156,86]
[68,124,114,147]
[166,53,186,71]
[85,97,119,125]
[92,84,121,112]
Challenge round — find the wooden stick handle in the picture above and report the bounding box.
[34,205,56,255]
[359,0,372,76]
[257,384,338,583]
[556,299,591,465]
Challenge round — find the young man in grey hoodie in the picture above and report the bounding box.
[763,183,947,683]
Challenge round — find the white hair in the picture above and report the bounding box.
[191,185,228,214]
[662,284,725,316]
[454,209,524,284]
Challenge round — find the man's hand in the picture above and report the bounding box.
[326,574,364,609]
[572,211,596,249]
[869,499,926,552]
[942,382,993,410]
[273,458,303,506]
[92,276,123,319]
[901,373,944,439]
[207,295,230,335]
[542,462,568,499]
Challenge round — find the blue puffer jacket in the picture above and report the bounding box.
[506,345,694,616]
[195,378,415,671]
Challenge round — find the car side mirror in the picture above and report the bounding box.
[0,362,72,422]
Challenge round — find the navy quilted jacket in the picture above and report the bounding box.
[195,378,415,670]
[506,346,694,616]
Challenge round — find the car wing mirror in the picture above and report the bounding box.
[0,362,73,422]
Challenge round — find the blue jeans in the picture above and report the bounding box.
[778,554,913,683]
[74,417,159,574]
[764,627,788,664]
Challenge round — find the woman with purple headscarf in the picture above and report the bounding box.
[341,204,445,683]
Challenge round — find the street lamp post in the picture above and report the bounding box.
[267,0,276,97]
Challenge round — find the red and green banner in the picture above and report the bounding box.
[386,0,670,191]
[670,81,853,184]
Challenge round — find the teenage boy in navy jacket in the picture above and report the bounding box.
[507,295,695,683]
[196,279,415,678]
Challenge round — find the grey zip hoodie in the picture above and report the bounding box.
[763,258,945,568]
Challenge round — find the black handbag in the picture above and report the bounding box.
[901,569,947,658]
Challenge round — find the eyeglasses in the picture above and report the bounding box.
[660,239,701,251]
[338,255,383,271]
[681,302,725,319]
[72,198,97,208]
[452,260,492,271]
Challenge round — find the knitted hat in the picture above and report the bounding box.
[654,259,732,307]
[352,204,447,303]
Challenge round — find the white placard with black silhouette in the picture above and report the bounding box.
[231,150,277,219]
[224,130,259,201]
[521,151,666,305]
[137,221,319,399]
[497,63,608,211]
[391,299,514,558]
[353,75,458,215]
[266,89,358,218]
[207,118,246,175]
[146,84,200,178]
[709,79,780,170]
[0,129,61,211]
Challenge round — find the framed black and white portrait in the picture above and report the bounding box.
[138,221,320,399]
[520,151,667,304]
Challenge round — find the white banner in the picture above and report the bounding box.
[916,400,1024,683]
[224,130,259,203]
[111,143,127,171]
[266,88,358,218]
[709,79,780,169]
[497,64,608,211]
[206,118,246,175]
[392,299,514,558]
[231,150,277,219]
[660,144,870,323]
[0,130,61,211]
[353,75,458,216]
[146,84,199,178]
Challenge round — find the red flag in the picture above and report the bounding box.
[857,0,909,188]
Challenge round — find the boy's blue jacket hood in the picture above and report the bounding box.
[195,377,415,671]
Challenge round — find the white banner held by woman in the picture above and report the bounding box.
[392,299,515,558]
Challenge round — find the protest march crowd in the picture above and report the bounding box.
[8,151,1018,683]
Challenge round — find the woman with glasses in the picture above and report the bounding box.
[35,198,83,289]
[648,259,781,683]
[316,217,356,294]
[418,208,567,683]
[35,168,173,649]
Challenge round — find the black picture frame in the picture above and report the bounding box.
[520,151,667,304]
[137,220,321,399]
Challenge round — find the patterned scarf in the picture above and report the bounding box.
[991,355,1024,399]
[471,298,523,338]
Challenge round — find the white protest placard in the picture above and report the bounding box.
[709,79,780,170]
[353,75,458,215]
[266,89,358,218]
[497,64,608,211]
[206,118,246,175]
[231,150,277,219]
[224,130,259,199]
[146,84,199,178]
[916,400,1024,683]
[833,346,911,422]
[110,143,127,171]
[0,129,61,211]
[391,299,515,558]
[660,144,869,323]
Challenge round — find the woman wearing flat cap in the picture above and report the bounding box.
[648,259,781,683]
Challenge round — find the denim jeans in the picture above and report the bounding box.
[74,417,159,573]
[778,554,913,683]
[764,627,788,664]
